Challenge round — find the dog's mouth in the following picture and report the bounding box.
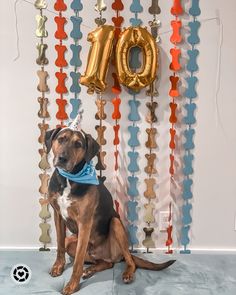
[53,157,74,172]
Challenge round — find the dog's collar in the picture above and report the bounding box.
[57,161,99,185]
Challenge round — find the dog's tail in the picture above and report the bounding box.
[131,255,176,271]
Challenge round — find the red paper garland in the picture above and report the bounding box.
[166,0,184,254]
[54,0,68,127]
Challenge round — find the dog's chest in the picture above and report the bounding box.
[57,181,72,220]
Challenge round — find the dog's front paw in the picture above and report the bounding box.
[62,280,79,295]
[50,260,65,277]
[122,270,134,284]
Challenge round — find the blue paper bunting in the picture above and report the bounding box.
[128,176,139,198]
[70,98,82,119]
[187,49,199,72]
[128,126,140,147]
[128,151,139,173]
[71,0,83,11]
[184,103,196,125]
[188,21,200,45]
[130,0,143,26]
[69,4,83,120]
[185,76,198,99]
[183,178,193,200]
[183,154,194,176]
[184,128,195,150]
[127,201,139,222]
[128,100,141,121]
[189,0,201,17]
[127,224,139,245]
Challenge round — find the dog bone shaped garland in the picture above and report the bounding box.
[35,0,51,251]
[180,0,201,254]
[54,0,68,127]
[69,0,83,122]
[93,0,108,181]
[141,0,161,253]
[111,0,124,215]
[126,0,144,251]
[166,0,184,254]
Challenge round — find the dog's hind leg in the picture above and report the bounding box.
[65,235,95,264]
[109,217,136,284]
[82,260,113,279]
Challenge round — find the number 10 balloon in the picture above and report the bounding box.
[80,25,158,93]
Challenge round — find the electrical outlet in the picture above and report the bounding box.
[159,211,170,232]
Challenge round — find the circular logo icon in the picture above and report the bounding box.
[10,264,32,285]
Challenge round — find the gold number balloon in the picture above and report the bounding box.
[80,25,115,94]
[116,26,158,91]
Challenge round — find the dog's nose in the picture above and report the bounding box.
[58,155,68,164]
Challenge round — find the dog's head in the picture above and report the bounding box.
[45,128,100,172]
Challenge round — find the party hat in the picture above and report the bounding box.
[68,112,83,131]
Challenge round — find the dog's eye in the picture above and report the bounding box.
[74,141,82,148]
[58,137,66,144]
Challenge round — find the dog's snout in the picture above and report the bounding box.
[58,155,68,164]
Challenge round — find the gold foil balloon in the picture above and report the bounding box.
[80,25,115,94]
[116,26,158,91]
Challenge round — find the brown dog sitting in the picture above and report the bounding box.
[45,126,175,295]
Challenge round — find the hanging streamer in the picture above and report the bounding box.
[69,0,83,120]
[142,0,161,253]
[54,0,68,127]
[166,0,184,254]
[111,0,124,215]
[93,0,108,182]
[126,0,143,251]
[35,0,51,251]
[180,0,201,254]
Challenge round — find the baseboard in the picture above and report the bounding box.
[1,246,236,254]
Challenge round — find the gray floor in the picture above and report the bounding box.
[0,251,235,295]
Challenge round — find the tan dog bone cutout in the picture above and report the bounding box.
[38,123,49,144]
[146,81,158,97]
[39,173,50,194]
[144,203,155,223]
[145,128,157,149]
[145,153,157,175]
[36,43,48,66]
[146,102,158,124]
[38,97,49,119]
[38,148,50,170]
[142,227,155,248]
[95,125,107,145]
[39,198,51,219]
[95,99,107,120]
[144,178,156,199]
[37,70,49,92]
[34,0,47,9]
[39,222,51,244]
[35,15,48,38]
[96,151,107,171]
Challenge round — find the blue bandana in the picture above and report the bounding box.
[57,161,99,185]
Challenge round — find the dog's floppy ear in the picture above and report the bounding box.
[45,127,62,153]
[84,133,100,163]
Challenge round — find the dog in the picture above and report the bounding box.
[45,127,175,295]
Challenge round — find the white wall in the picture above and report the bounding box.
[0,0,236,250]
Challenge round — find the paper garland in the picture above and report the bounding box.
[35,0,51,251]
[126,0,143,251]
[111,0,124,215]
[69,0,83,120]
[54,0,68,127]
[142,0,161,253]
[180,0,201,254]
[94,0,108,181]
[166,0,184,254]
